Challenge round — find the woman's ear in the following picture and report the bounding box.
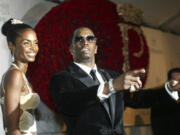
[8,41,15,54]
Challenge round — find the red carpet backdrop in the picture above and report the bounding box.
[28,0,149,111]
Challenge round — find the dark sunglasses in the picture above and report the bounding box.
[74,36,97,44]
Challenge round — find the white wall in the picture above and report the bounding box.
[143,26,180,88]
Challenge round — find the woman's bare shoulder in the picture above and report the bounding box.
[4,69,24,92]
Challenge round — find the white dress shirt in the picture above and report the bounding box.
[165,81,179,101]
[74,62,113,101]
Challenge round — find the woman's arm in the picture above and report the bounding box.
[4,69,23,135]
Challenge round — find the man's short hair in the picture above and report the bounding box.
[167,67,180,80]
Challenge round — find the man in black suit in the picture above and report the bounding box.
[151,68,180,135]
[50,27,180,135]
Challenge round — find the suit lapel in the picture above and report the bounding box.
[98,69,116,127]
[68,63,116,126]
[67,63,96,87]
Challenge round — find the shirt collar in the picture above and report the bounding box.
[74,62,97,75]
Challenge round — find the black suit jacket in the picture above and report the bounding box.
[50,63,179,135]
[150,87,180,135]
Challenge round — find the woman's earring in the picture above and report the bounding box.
[11,51,15,62]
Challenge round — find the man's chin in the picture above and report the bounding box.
[77,56,91,63]
[82,57,91,62]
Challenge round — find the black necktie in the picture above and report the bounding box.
[90,69,100,85]
[91,69,114,121]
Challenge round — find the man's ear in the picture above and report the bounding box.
[95,45,98,54]
[69,45,74,55]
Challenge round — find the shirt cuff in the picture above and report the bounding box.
[97,80,116,101]
[165,82,179,101]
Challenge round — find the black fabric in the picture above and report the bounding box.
[90,69,100,85]
[150,87,180,135]
[50,63,180,135]
[50,63,125,135]
[90,69,113,119]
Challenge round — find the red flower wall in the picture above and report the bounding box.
[28,0,149,112]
